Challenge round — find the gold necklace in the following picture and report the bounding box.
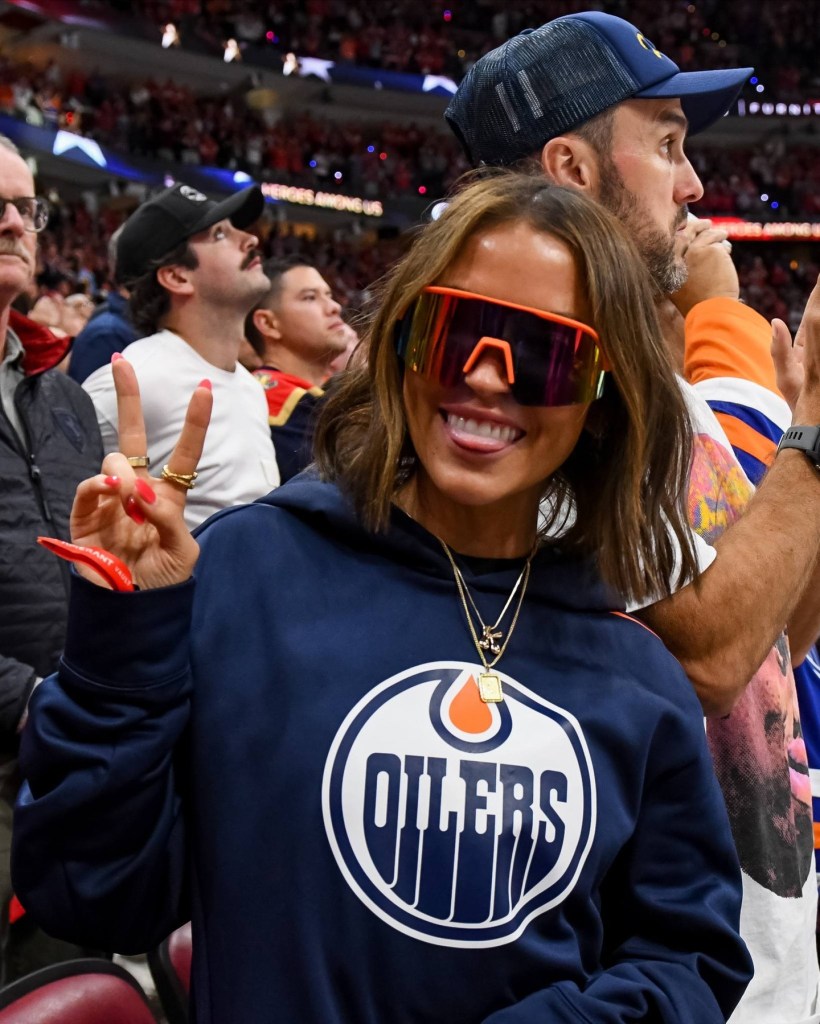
[439,539,534,704]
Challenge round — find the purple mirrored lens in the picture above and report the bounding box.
[397,291,604,406]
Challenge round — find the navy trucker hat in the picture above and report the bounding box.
[116,182,264,285]
[445,11,752,167]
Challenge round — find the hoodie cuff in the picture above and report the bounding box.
[63,572,195,692]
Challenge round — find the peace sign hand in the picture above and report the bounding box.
[70,355,213,591]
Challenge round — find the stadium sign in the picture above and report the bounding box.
[261,182,384,218]
[711,218,820,241]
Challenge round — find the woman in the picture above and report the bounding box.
[13,174,751,1022]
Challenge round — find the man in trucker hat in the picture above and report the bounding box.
[447,13,820,1024]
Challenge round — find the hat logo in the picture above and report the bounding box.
[635,33,663,59]
[179,185,207,202]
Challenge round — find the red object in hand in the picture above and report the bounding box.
[37,538,135,591]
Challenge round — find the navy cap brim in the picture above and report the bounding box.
[187,185,265,237]
[635,66,752,134]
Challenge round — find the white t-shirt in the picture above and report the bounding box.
[84,329,280,529]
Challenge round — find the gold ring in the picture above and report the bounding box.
[161,464,197,490]
[126,455,151,468]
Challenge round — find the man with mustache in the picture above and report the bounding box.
[83,183,279,529]
[446,13,820,1023]
[0,135,103,978]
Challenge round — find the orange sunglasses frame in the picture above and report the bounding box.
[419,286,610,379]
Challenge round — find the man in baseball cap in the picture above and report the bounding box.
[115,182,265,285]
[83,182,280,527]
[447,14,820,1024]
[446,11,751,293]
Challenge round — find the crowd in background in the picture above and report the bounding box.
[126,0,819,90]
[0,0,816,333]
[1,52,817,218]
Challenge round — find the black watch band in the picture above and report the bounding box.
[776,425,820,469]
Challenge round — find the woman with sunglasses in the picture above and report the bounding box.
[13,173,751,1023]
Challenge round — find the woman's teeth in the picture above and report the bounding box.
[446,414,519,443]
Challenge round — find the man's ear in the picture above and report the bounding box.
[252,306,281,341]
[156,264,196,297]
[539,136,600,193]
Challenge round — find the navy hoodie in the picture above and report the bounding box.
[13,477,751,1023]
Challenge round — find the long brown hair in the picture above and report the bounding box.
[314,171,697,604]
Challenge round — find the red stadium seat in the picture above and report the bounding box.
[0,958,157,1023]
[148,922,191,1024]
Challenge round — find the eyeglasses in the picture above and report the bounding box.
[0,196,50,233]
[394,286,607,407]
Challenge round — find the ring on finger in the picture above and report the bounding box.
[126,455,151,468]
[161,464,197,490]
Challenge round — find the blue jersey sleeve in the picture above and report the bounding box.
[12,574,195,953]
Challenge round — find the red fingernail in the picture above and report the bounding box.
[103,475,119,487]
[112,352,123,363]
[198,378,212,391]
[134,478,156,504]
[125,496,146,524]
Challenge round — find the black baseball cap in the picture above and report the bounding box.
[116,182,265,285]
[445,11,752,167]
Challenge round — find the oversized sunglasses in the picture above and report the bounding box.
[394,287,607,407]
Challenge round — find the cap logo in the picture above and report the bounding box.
[636,33,664,59]
[179,185,207,202]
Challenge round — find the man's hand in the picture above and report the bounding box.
[669,216,739,317]
[771,318,804,413]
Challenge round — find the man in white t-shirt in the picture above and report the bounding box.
[84,183,279,529]
[446,13,820,1023]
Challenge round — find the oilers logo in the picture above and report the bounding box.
[322,661,596,947]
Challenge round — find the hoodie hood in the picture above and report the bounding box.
[11,309,72,376]
[255,473,622,614]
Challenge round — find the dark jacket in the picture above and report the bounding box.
[14,477,751,1023]
[67,292,136,384]
[0,311,102,745]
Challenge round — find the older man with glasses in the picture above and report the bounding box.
[0,135,104,981]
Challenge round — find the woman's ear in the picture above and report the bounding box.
[540,136,601,193]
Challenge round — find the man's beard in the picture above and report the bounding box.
[596,157,688,294]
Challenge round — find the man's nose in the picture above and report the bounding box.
[674,158,704,205]
[0,200,26,236]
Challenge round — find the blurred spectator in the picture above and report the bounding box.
[68,225,138,383]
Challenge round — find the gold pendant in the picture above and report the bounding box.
[478,672,503,703]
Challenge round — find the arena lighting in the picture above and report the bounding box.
[710,217,820,241]
[52,130,106,166]
[282,54,334,82]
[422,74,458,95]
[736,99,820,116]
[161,23,179,48]
[261,182,384,218]
[224,39,241,63]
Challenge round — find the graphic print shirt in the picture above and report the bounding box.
[684,297,819,1024]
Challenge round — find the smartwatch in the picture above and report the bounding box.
[776,425,820,469]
